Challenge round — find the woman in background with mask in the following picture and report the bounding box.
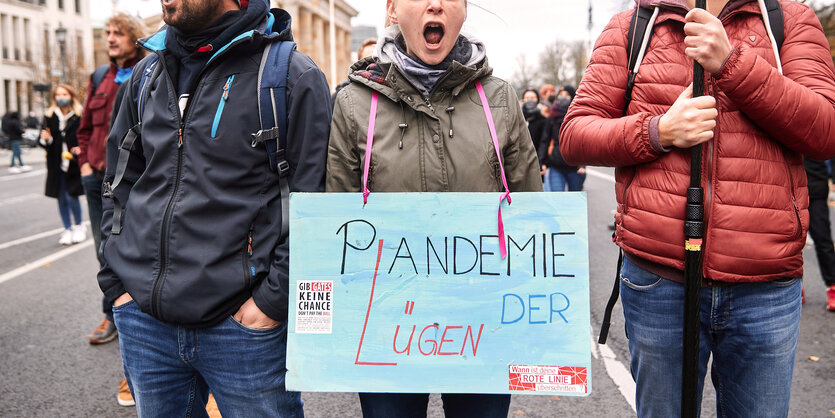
[540,85,585,191]
[39,85,86,246]
[522,88,549,173]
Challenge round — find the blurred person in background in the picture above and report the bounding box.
[541,85,584,191]
[2,111,31,173]
[39,85,85,246]
[73,13,145,352]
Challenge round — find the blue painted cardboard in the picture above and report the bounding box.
[288,192,591,396]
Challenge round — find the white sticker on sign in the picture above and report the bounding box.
[295,280,333,334]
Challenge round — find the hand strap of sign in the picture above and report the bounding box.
[362,92,379,205]
[475,80,511,259]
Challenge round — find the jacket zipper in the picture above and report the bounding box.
[700,77,717,275]
[146,38,260,318]
[211,75,235,138]
[243,225,254,288]
[783,156,802,239]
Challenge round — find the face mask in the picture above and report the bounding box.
[523,100,539,114]
[556,96,571,108]
[56,98,72,108]
[547,94,556,103]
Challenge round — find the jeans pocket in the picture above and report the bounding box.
[227,315,282,335]
[770,277,801,288]
[620,259,664,291]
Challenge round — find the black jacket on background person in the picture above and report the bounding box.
[539,105,579,172]
[40,112,83,198]
[1,112,24,140]
[97,5,332,327]
[522,102,548,164]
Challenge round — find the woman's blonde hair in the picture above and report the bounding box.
[46,84,84,118]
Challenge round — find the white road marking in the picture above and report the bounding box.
[585,168,637,411]
[597,339,637,413]
[0,221,90,251]
[0,169,46,182]
[0,193,41,207]
[0,240,93,285]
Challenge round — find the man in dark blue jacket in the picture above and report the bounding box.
[97,0,330,415]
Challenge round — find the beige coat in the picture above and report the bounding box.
[327,57,542,194]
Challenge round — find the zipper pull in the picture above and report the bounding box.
[178,128,183,147]
[223,76,232,101]
[792,196,799,211]
[247,230,253,256]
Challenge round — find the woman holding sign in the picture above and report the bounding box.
[326,0,542,416]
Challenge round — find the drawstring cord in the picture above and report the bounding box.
[398,101,407,149]
[446,106,455,137]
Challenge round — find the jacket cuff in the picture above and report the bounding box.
[711,46,736,77]
[101,281,126,306]
[648,115,671,153]
[713,45,743,82]
[77,150,89,166]
[252,281,289,323]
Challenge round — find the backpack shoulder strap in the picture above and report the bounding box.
[624,6,659,116]
[90,65,110,96]
[136,55,161,125]
[251,40,297,241]
[104,54,160,235]
[764,0,784,51]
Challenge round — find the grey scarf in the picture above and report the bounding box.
[375,24,487,98]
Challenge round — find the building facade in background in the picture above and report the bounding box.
[0,0,94,116]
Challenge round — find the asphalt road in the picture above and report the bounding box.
[0,146,832,417]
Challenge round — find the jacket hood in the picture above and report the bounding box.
[137,3,293,56]
[348,26,492,103]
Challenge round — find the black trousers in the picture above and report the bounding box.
[808,197,835,287]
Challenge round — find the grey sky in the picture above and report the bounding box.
[87,0,637,80]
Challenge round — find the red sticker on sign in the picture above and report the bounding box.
[508,365,588,394]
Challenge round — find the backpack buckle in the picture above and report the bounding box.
[250,127,280,147]
[102,182,113,199]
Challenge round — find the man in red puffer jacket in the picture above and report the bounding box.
[561,0,835,416]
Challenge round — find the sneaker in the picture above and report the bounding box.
[19,165,32,172]
[117,378,135,407]
[87,317,118,344]
[827,285,835,312]
[8,166,21,174]
[58,229,73,246]
[71,224,87,243]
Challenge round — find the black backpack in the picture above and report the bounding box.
[598,1,786,344]
[89,64,110,96]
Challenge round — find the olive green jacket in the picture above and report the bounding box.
[326,57,542,193]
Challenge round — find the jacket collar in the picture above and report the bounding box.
[136,7,293,62]
[348,56,493,109]
[637,0,761,20]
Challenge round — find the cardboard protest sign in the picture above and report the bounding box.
[287,192,591,396]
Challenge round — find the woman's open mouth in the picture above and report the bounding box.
[423,23,445,46]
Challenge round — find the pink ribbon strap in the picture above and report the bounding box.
[475,80,511,259]
[362,92,379,205]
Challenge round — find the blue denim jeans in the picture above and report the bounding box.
[359,392,510,418]
[57,174,82,230]
[545,168,585,192]
[10,140,23,166]
[619,257,801,418]
[113,301,303,418]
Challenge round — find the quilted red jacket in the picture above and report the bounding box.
[560,0,835,282]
